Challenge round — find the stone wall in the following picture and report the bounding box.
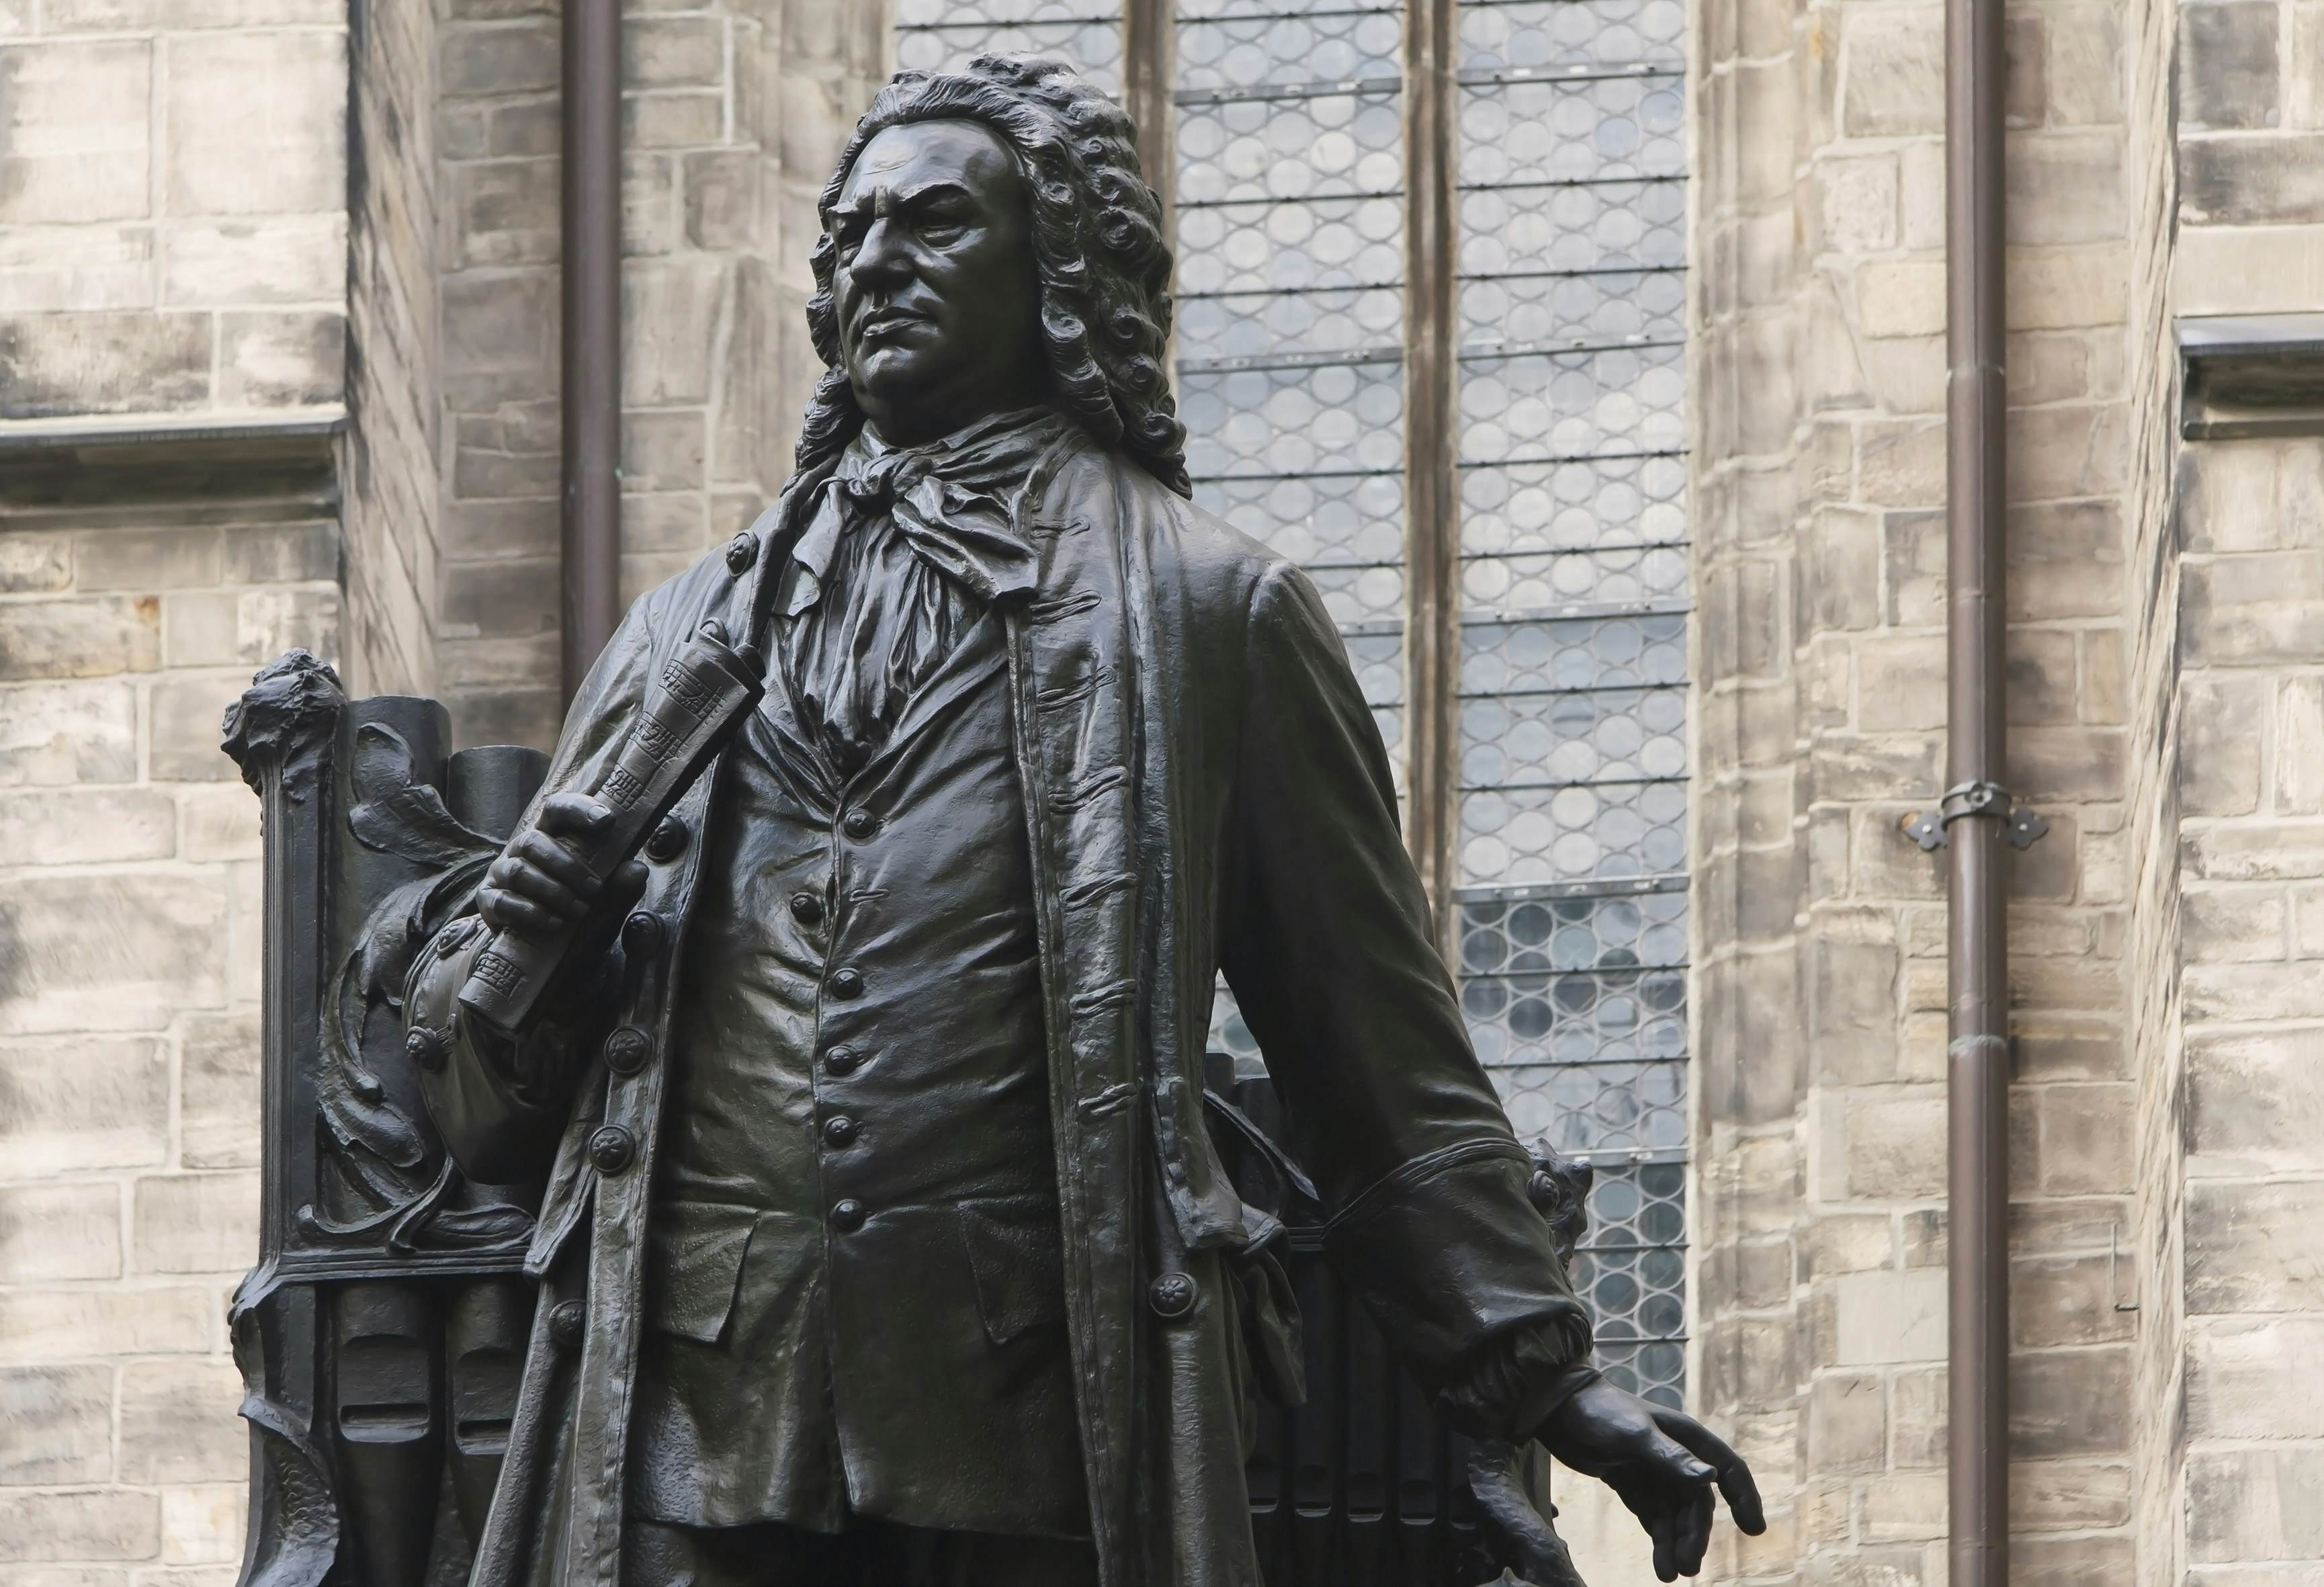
[0,443,341,1578]
[0,4,348,426]
[2135,0,2324,1573]
[0,3,352,1576]
[1690,0,2148,1576]
[430,0,886,750]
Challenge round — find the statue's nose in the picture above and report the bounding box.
[847,218,913,292]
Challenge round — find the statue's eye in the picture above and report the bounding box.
[918,217,967,245]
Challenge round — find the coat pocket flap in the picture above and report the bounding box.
[644,1201,759,1344]
[955,1200,1068,1347]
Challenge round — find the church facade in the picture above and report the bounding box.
[0,0,2317,1580]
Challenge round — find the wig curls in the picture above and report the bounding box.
[798,54,1191,497]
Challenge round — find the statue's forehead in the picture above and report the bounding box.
[834,120,1018,210]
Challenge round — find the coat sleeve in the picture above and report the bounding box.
[1216,561,1598,1435]
[404,597,662,1186]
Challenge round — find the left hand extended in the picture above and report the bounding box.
[1535,1377,1765,1581]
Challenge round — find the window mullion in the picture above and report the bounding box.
[1402,0,1461,955]
[1124,0,1176,222]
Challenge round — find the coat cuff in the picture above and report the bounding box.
[1435,1318,1601,1443]
[1321,1139,1594,1389]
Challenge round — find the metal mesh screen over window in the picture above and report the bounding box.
[888,0,1687,1410]
[1453,0,1688,1408]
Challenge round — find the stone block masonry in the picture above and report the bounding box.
[0,440,341,1576]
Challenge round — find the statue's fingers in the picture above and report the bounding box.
[606,857,650,909]
[478,886,561,937]
[513,828,601,897]
[1655,1408,1766,1534]
[537,792,614,837]
[1651,1506,1679,1582]
[1674,1483,1713,1576]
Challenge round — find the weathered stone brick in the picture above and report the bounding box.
[164,593,241,669]
[0,1489,159,1562]
[131,1173,257,1276]
[0,1035,168,1173]
[1840,6,1943,136]
[2009,1534,2134,1586]
[117,1361,244,1485]
[0,1289,212,1370]
[0,1180,123,1282]
[2181,885,2288,963]
[0,40,152,226]
[454,161,559,269]
[178,785,260,864]
[2178,674,2266,816]
[2038,1084,2132,1195]
[2180,1,2281,130]
[161,214,347,307]
[75,529,226,594]
[2184,960,2324,1023]
[0,533,71,593]
[2183,134,2324,227]
[148,673,253,783]
[0,681,138,785]
[165,30,345,217]
[1833,1268,1946,1365]
[160,1482,245,1565]
[0,311,209,418]
[2010,1254,2135,1348]
[0,595,162,681]
[2011,1459,2132,1531]
[1858,1468,1944,1541]
[1805,1371,1885,1473]
[217,310,345,409]
[2006,132,2127,246]
[222,522,339,587]
[234,587,339,663]
[2188,1027,2324,1172]
[0,1364,114,1484]
[621,257,725,406]
[179,1014,259,1171]
[2190,1316,2324,1439]
[0,874,226,1035]
[2009,1347,2131,1457]
[2188,1446,2324,1563]
[2185,819,2324,880]
[2188,1178,2324,1313]
[0,787,175,864]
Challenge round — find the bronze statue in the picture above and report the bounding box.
[227,53,1759,1587]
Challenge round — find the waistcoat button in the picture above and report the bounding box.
[831,1199,866,1232]
[725,533,757,574]
[603,1026,652,1076]
[589,1125,635,1175]
[644,816,687,862]
[822,1115,858,1147]
[548,1299,587,1350]
[621,910,664,957]
[404,1025,447,1074]
[828,968,865,1000]
[1148,1271,1200,1320]
[789,891,826,927]
[842,808,877,839]
[824,1045,859,1076]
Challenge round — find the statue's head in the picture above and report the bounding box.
[801,54,1189,496]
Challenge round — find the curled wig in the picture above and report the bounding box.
[798,54,1191,497]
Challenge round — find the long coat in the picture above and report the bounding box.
[408,428,1590,1587]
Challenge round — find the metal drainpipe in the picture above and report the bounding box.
[561,0,621,703]
[1945,0,2009,1577]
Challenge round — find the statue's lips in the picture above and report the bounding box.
[853,310,933,345]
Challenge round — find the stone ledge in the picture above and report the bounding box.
[0,406,343,510]
[2180,314,2324,440]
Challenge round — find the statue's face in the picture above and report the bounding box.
[828,119,1046,446]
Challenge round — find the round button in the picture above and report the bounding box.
[725,532,758,574]
[588,1125,635,1175]
[789,891,826,927]
[404,1026,447,1074]
[828,968,865,1000]
[1148,1271,1200,1320]
[830,1199,866,1232]
[621,910,664,957]
[548,1299,587,1350]
[822,1115,858,1147]
[603,1027,652,1076]
[823,1045,860,1077]
[842,808,877,839]
[644,816,688,863]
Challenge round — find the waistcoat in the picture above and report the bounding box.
[625,610,1087,1539]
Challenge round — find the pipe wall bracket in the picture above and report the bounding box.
[1902,781,2049,853]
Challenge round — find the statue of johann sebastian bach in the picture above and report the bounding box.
[404,53,1763,1587]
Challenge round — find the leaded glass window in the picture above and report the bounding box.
[888,0,1687,1410]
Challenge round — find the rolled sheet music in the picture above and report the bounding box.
[457,621,764,1036]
